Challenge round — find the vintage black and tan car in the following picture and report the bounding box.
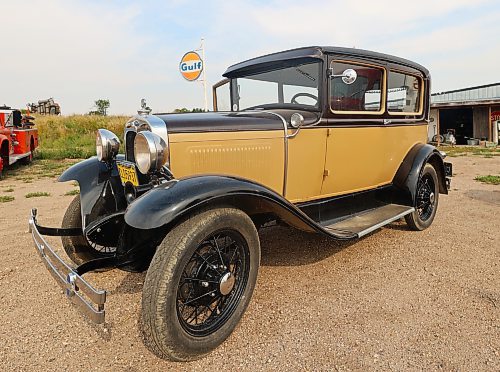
[29,46,452,361]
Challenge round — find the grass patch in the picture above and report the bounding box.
[474,175,500,185]
[3,188,14,192]
[64,189,80,196]
[0,195,15,203]
[5,159,79,180]
[439,145,500,158]
[25,192,51,198]
[34,114,127,160]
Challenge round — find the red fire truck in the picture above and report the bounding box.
[0,105,39,178]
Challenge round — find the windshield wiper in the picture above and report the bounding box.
[295,68,316,82]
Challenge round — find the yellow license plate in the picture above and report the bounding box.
[117,163,139,186]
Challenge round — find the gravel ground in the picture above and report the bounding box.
[0,155,498,371]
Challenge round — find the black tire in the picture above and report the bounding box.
[405,164,439,231]
[61,196,115,265]
[141,208,260,361]
[20,150,33,165]
[20,138,35,165]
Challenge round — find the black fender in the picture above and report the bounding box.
[59,156,126,227]
[124,175,356,240]
[393,143,448,205]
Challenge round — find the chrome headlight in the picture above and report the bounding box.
[134,131,169,174]
[96,129,120,162]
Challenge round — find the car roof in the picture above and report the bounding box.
[223,46,429,78]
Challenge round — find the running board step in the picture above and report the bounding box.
[323,204,414,238]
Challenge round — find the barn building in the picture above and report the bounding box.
[429,83,500,145]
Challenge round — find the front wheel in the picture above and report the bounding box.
[61,196,116,265]
[141,208,260,361]
[405,163,439,231]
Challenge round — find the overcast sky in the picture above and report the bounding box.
[2,0,499,115]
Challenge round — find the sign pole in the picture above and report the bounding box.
[200,38,208,112]
[180,39,208,111]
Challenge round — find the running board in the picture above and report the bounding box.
[323,204,414,238]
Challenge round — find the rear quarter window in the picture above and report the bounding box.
[387,71,422,114]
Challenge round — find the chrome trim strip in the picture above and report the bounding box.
[29,209,106,324]
[266,111,288,196]
[357,207,414,238]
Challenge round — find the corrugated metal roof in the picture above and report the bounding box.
[431,82,500,105]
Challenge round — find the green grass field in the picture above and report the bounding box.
[34,115,127,159]
[438,145,500,158]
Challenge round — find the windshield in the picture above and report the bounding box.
[233,61,321,111]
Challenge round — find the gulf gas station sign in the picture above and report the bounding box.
[179,51,204,81]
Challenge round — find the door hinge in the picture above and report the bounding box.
[327,128,332,137]
[323,169,330,177]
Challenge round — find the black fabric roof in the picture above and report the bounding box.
[223,46,429,78]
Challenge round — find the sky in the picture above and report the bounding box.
[1,0,499,115]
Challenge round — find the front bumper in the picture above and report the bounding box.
[29,208,107,323]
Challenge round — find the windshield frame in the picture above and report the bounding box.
[229,59,324,112]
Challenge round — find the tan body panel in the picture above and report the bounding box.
[168,124,427,203]
[169,131,285,194]
[285,128,328,203]
[320,124,428,197]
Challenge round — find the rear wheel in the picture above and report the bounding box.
[405,164,439,231]
[20,141,34,165]
[141,208,260,361]
[61,196,116,265]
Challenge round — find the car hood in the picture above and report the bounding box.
[154,111,285,133]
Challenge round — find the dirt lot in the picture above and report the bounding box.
[0,155,498,371]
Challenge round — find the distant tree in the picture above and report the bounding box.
[94,99,110,116]
[173,107,206,113]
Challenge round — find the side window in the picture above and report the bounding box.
[387,71,421,114]
[213,79,231,111]
[330,61,384,113]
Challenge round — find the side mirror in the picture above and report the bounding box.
[290,113,304,129]
[331,68,357,85]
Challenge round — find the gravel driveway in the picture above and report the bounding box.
[0,155,498,371]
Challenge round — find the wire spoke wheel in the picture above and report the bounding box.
[141,208,260,361]
[176,230,249,337]
[416,174,436,221]
[86,238,116,254]
[405,163,439,231]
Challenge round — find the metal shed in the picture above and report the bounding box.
[429,83,500,145]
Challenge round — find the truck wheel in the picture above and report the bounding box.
[61,196,115,265]
[141,208,260,361]
[20,138,35,165]
[405,164,439,231]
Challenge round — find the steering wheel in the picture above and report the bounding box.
[291,92,318,105]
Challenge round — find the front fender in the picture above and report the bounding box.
[59,156,126,227]
[124,175,355,240]
[393,143,448,204]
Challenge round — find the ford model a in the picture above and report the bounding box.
[29,47,451,361]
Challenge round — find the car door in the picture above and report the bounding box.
[320,59,428,197]
[285,125,328,203]
[320,59,391,196]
